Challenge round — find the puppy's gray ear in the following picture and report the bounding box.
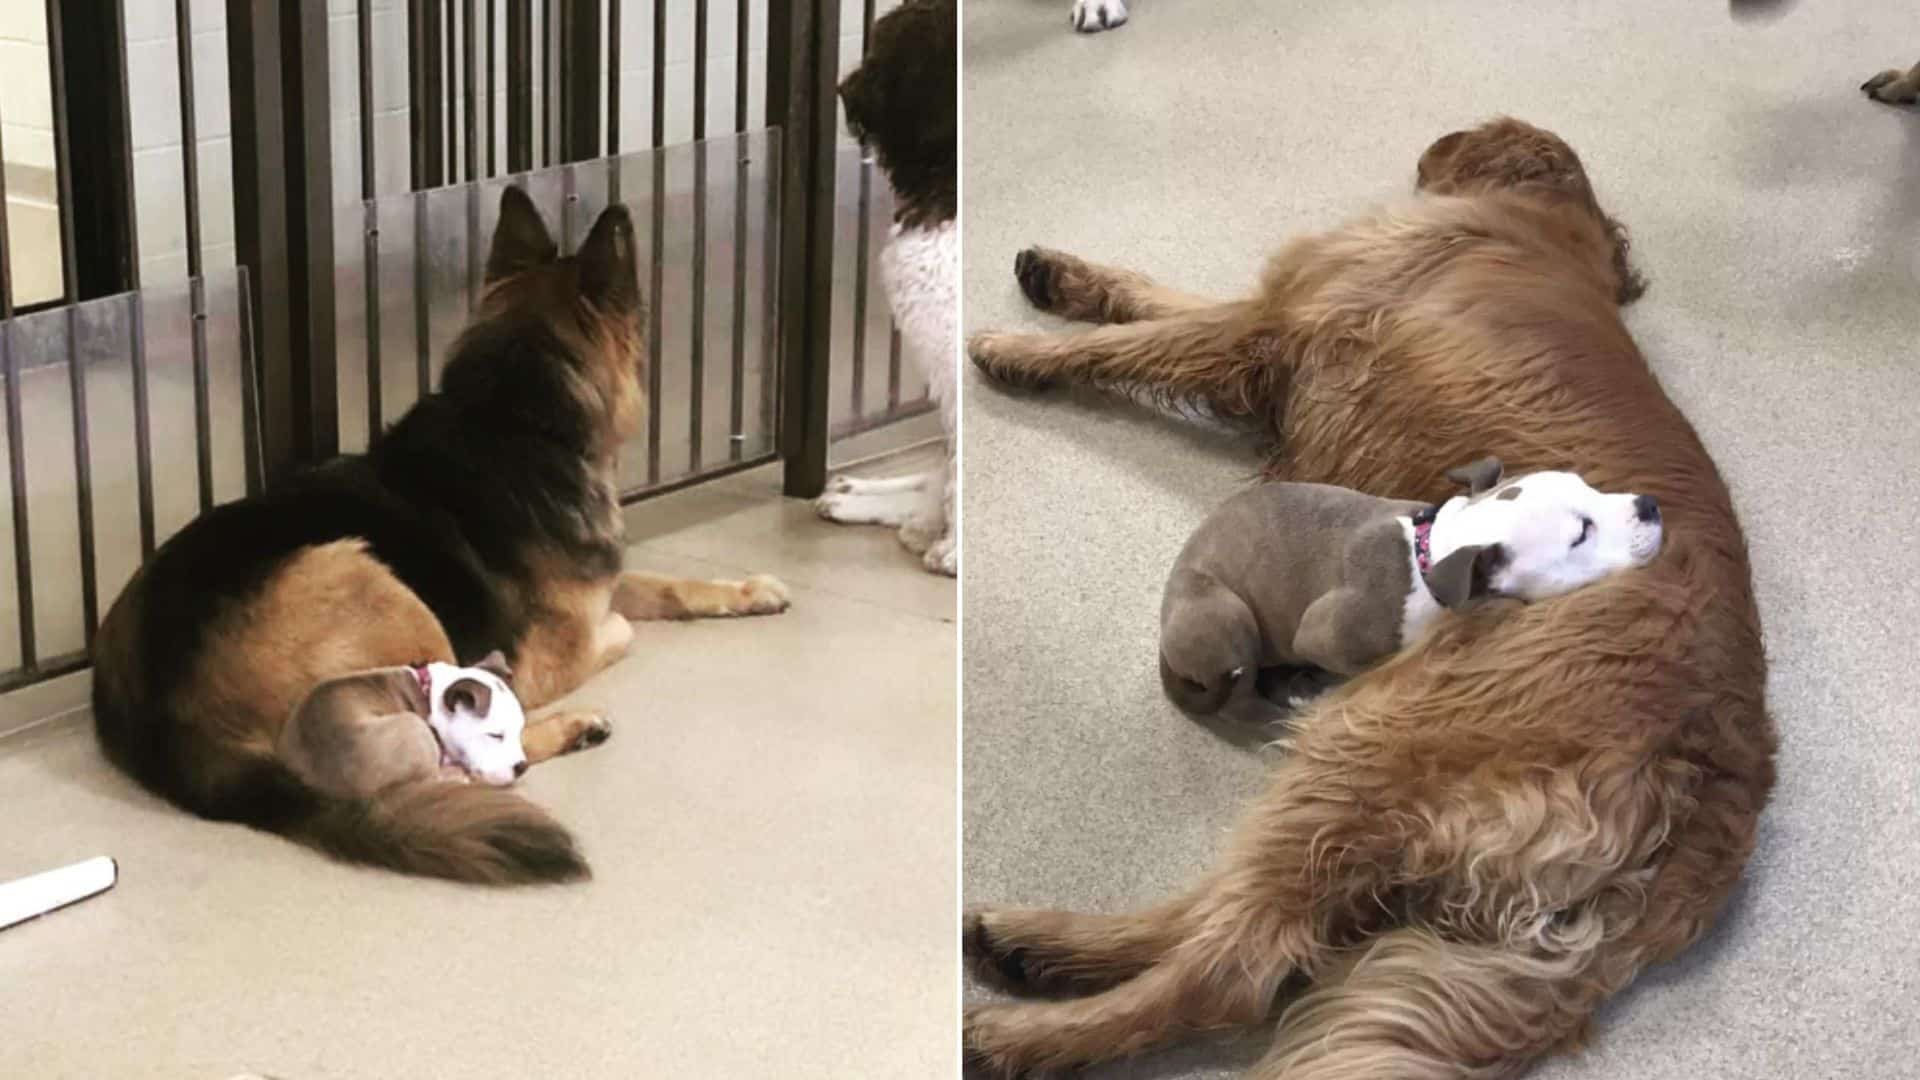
[1445,456,1504,496]
[1428,543,1506,610]
[443,677,494,718]
[485,186,557,283]
[474,649,513,683]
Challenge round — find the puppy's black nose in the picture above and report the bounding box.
[1633,495,1660,523]
[513,761,529,778]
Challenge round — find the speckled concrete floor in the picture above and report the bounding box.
[0,425,956,1080]
[962,1,1919,1077]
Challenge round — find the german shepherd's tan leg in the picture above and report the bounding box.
[1011,246,1219,324]
[610,570,791,620]
[1863,59,1920,105]
[514,599,625,760]
[964,891,1205,996]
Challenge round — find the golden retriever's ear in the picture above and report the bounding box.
[1429,543,1506,610]
[1416,130,1467,189]
[486,186,558,283]
[1445,456,1504,495]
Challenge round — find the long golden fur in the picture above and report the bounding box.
[964,117,1774,1077]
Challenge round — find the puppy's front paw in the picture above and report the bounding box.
[1862,68,1918,105]
[1070,0,1128,33]
[736,573,792,615]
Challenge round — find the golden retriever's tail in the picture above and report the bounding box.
[224,757,589,885]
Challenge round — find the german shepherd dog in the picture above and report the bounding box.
[90,189,789,885]
[965,119,1772,1077]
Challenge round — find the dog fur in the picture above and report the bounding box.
[815,0,960,576]
[964,117,1774,1077]
[1862,59,1920,105]
[90,188,789,885]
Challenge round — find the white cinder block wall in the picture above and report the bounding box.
[0,0,62,306]
[97,1,890,288]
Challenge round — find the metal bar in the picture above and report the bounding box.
[606,0,621,155]
[289,1,339,464]
[689,0,708,470]
[0,109,11,315]
[46,0,99,642]
[851,157,871,421]
[465,0,480,183]
[128,294,155,556]
[360,0,384,439]
[507,0,531,172]
[237,269,262,492]
[52,0,139,299]
[414,192,431,397]
[618,450,777,505]
[541,0,554,166]
[645,0,666,484]
[487,0,497,177]
[229,0,295,481]
[769,0,839,497]
[449,0,462,183]
[412,0,446,189]
[191,277,213,507]
[559,0,601,163]
[175,0,213,508]
[887,323,902,411]
[727,0,748,463]
[0,652,88,695]
[64,306,98,645]
[3,322,35,669]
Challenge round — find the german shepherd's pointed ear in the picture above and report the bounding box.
[486,186,558,283]
[1445,456,1504,496]
[576,204,639,314]
[474,649,513,683]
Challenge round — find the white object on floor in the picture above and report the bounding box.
[0,856,117,931]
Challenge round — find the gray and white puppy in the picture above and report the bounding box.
[278,651,529,798]
[1159,458,1664,718]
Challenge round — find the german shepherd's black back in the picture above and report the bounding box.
[90,188,643,884]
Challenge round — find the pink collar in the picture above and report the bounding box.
[1411,504,1440,577]
[410,663,433,702]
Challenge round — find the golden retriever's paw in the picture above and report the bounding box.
[968,333,1055,392]
[1070,0,1127,33]
[1862,68,1919,106]
[736,574,792,615]
[962,1005,1036,1079]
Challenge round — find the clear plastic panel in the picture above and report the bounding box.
[335,130,782,498]
[828,144,933,442]
[0,267,256,680]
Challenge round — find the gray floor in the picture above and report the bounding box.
[0,426,957,1079]
[962,1,1920,1077]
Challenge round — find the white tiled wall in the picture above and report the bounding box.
[0,0,61,306]
[5,1,895,298]
[123,0,236,288]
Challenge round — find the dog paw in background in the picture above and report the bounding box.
[1862,62,1920,106]
[1072,0,1127,33]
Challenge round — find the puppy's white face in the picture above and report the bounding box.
[1436,470,1663,601]
[422,663,528,786]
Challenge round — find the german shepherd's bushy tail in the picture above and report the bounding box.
[95,698,587,885]
[234,758,590,884]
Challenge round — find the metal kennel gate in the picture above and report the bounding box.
[0,0,931,694]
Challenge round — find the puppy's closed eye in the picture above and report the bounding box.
[487,732,506,742]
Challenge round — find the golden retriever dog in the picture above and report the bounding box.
[963,117,1775,1077]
